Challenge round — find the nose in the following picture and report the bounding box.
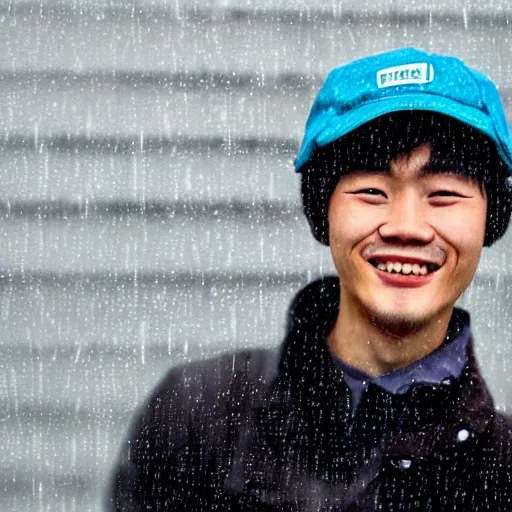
[378,190,435,244]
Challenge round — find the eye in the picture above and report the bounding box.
[429,190,463,197]
[354,188,387,197]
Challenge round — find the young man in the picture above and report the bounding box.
[109,49,512,511]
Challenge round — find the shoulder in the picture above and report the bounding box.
[150,348,278,405]
[107,349,279,508]
[477,410,512,473]
[129,348,279,447]
[474,411,512,506]
[489,410,512,448]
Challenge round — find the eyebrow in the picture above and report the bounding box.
[419,161,469,176]
[374,159,467,176]
[345,151,473,178]
[355,166,462,177]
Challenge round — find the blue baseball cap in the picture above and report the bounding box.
[295,48,512,175]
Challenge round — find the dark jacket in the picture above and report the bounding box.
[108,277,512,511]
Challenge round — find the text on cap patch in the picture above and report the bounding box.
[377,63,435,89]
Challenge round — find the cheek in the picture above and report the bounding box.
[328,195,381,247]
[431,200,487,264]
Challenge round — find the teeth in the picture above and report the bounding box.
[374,260,432,276]
[402,263,412,275]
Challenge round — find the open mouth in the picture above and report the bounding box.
[368,259,440,276]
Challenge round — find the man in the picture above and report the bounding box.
[108,48,512,511]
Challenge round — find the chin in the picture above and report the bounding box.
[367,306,434,337]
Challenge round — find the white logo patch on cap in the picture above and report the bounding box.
[377,63,434,88]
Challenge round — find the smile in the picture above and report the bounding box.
[368,259,440,276]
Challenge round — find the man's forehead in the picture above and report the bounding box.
[344,142,480,184]
[389,143,432,179]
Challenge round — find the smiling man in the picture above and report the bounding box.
[326,136,488,377]
[110,49,512,511]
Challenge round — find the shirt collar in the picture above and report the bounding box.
[332,308,471,411]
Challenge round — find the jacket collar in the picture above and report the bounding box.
[278,276,340,390]
[277,276,496,458]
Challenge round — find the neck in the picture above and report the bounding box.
[328,290,453,377]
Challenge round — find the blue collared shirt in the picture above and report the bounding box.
[331,312,471,413]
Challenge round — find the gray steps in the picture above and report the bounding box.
[12,0,512,13]
[0,144,298,203]
[0,72,316,140]
[1,276,304,351]
[1,207,334,275]
[0,7,510,89]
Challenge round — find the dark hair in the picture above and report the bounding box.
[301,111,512,247]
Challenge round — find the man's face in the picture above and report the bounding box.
[328,143,488,333]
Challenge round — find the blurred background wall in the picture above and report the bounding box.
[1,1,512,510]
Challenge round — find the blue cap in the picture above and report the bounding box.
[295,48,512,175]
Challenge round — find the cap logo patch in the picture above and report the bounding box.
[377,63,434,88]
